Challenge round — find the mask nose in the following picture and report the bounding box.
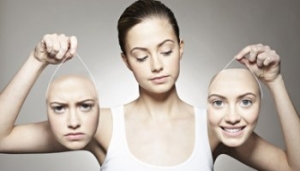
[225,105,241,125]
[67,108,81,130]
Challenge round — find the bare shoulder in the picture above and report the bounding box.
[84,108,114,163]
[94,108,113,149]
[219,132,289,170]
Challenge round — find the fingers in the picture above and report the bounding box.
[42,34,54,54]
[235,44,264,61]
[40,33,78,63]
[262,50,280,66]
[235,44,279,68]
[66,36,78,60]
[249,44,271,63]
[56,35,69,60]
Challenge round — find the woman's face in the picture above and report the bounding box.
[122,17,184,94]
[46,75,99,150]
[207,69,261,147]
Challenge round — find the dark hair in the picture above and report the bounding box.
[117,0,180,54]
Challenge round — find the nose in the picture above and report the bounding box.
[151,55,163,73]
[67,109,81,129]
[225,105,241,125]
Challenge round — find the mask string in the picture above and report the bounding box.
[45,53,98,96]
[75,53,98,89]
[222,57,236,70]
[242,61,263,99]
[212,57,264,99]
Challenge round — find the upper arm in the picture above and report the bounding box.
[0,121,68,154]
[222,132,290,171]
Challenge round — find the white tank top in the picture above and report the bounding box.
[100,105,213,171]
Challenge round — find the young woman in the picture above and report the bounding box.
[0,0,299,170]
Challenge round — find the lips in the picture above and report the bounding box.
[65,132,85,141]
[221,126,246,136]
[150,75,169,84]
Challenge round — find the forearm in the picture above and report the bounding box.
[0,53,47,139]
[266,74,300,170]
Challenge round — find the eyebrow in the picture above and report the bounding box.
[49,99,96,105]
[208,94,225,99]
[208,92,257,99]
[130,39,175,54]
[237,92,257,99]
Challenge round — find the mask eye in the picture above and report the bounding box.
[212,100,224,108]
[80,103,94,112]
[240,99,252,107]
[52,105,66,114]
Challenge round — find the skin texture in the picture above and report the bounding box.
[120,18,195,166]
[46,75,99,150]
[0,2,299,171]
[207,68,261,147]
[122,18,183,95]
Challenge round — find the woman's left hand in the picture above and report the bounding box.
[235,44,281,83]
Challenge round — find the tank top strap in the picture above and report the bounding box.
[194,107,213,166]
[101,105,127,170]
[109,105,126,149]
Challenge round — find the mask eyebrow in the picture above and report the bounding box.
[49,98,96,105]
[75,99,96,105]
[207,94,226,100]
[237,92,258,99]
[49,101,67,106]
[208,92,258,101]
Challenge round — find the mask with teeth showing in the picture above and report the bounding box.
[207,68,261,147]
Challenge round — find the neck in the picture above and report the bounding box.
[133,85,185,119]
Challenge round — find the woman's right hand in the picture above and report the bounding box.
[33,33,78,64]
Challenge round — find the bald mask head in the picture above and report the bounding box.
[46,74,99,150]
[207,68,261,147]
[46,74,98,103]
[208,68,261,99]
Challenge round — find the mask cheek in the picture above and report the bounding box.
[84,114,99,141]
[51,125,65,146]
[208,114,224,140]
[208,109,223,127]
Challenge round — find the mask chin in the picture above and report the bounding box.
[64,141,88,150]
[222,139,244,147]
[217,129,246,147]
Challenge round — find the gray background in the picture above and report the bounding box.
[0,0,299,170]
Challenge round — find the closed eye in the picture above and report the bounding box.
[161,50,173,56]
[137,56,148,62]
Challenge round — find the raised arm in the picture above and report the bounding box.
[225,44,300,171]
[0,34,78,153]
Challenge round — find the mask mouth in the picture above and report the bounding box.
[220,126,246,133]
